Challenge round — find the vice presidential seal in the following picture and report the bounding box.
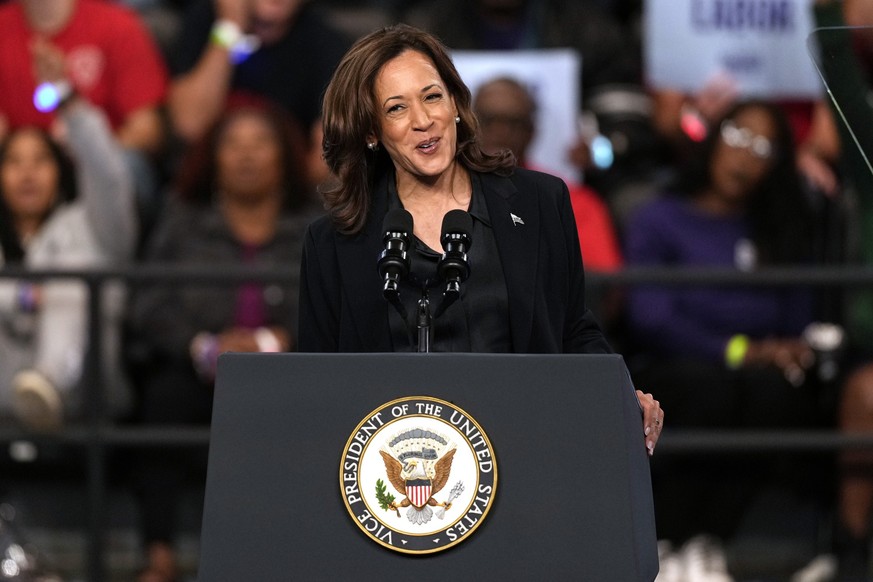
[339,396,497,554]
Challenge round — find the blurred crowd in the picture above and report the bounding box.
[2,0,873,580]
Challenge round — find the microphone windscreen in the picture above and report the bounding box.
[382,208,414,235]
[441,209,473,239]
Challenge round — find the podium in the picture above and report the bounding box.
[199,353,658,581]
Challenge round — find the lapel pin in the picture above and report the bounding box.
[510,213,524,226]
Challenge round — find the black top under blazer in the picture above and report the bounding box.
[297,167,613,354]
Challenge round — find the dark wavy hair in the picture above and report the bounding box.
[321,23,516,234]
[0,127,77,264]
[675,99,814,265]
[173,101,310,211]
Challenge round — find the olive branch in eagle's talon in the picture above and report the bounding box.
[375,478,400,517]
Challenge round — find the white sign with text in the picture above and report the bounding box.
[644,0,822,98]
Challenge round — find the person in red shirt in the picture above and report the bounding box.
[472,75,624,272]
[0,0,169,228]
[0,0,168,151]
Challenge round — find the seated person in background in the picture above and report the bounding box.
[624,100,835,578]
[650,82,842,199]
[472,76,625,334]
[0,95,138,431]
[128,102,316,582]
[0,0,169,230]
[472,76,623,273]
[167,0,351,187]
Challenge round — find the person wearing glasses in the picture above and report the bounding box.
[623,100,834,578]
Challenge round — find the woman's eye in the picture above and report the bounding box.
[425,93,442,101]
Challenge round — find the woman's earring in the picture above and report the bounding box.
[367,142,378,151]
[455,116,460,124]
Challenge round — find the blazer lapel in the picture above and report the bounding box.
[480,172,539,352]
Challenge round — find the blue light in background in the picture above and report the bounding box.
[33,82,61,113]
[591,135,614,170]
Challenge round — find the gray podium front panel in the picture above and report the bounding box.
[199,353,657,581]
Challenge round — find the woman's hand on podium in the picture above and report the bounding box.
[637,390,663,456]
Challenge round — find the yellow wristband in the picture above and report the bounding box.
[725,334,749,369]
[210,19,261,64]
[210,19,243,50]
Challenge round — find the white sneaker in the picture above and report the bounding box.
[679,534,734,582]
[791,554,837,582]
[656,540,685,582]
[12,370,63,432]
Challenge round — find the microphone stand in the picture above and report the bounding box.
[433,280,460,319]
[416,287,432,353]
[415,276,459,352]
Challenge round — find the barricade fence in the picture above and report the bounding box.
[1,264,872,580]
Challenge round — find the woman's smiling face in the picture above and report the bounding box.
[371,50,459,184]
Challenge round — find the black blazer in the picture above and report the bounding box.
[297,167,613,354]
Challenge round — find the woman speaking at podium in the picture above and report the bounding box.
[297,24,662,454]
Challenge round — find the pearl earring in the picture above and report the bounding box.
[455,116,460,124]
[367,142,377,151]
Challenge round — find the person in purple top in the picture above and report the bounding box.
[624,100,835,577]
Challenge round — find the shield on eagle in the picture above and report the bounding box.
[406,479,432,508]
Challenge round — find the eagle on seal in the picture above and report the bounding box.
[379,428,457,525]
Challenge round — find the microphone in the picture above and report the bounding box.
[377,208,413,319]
[434,209,472,317]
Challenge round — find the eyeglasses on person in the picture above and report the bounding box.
[719,120,774,160]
